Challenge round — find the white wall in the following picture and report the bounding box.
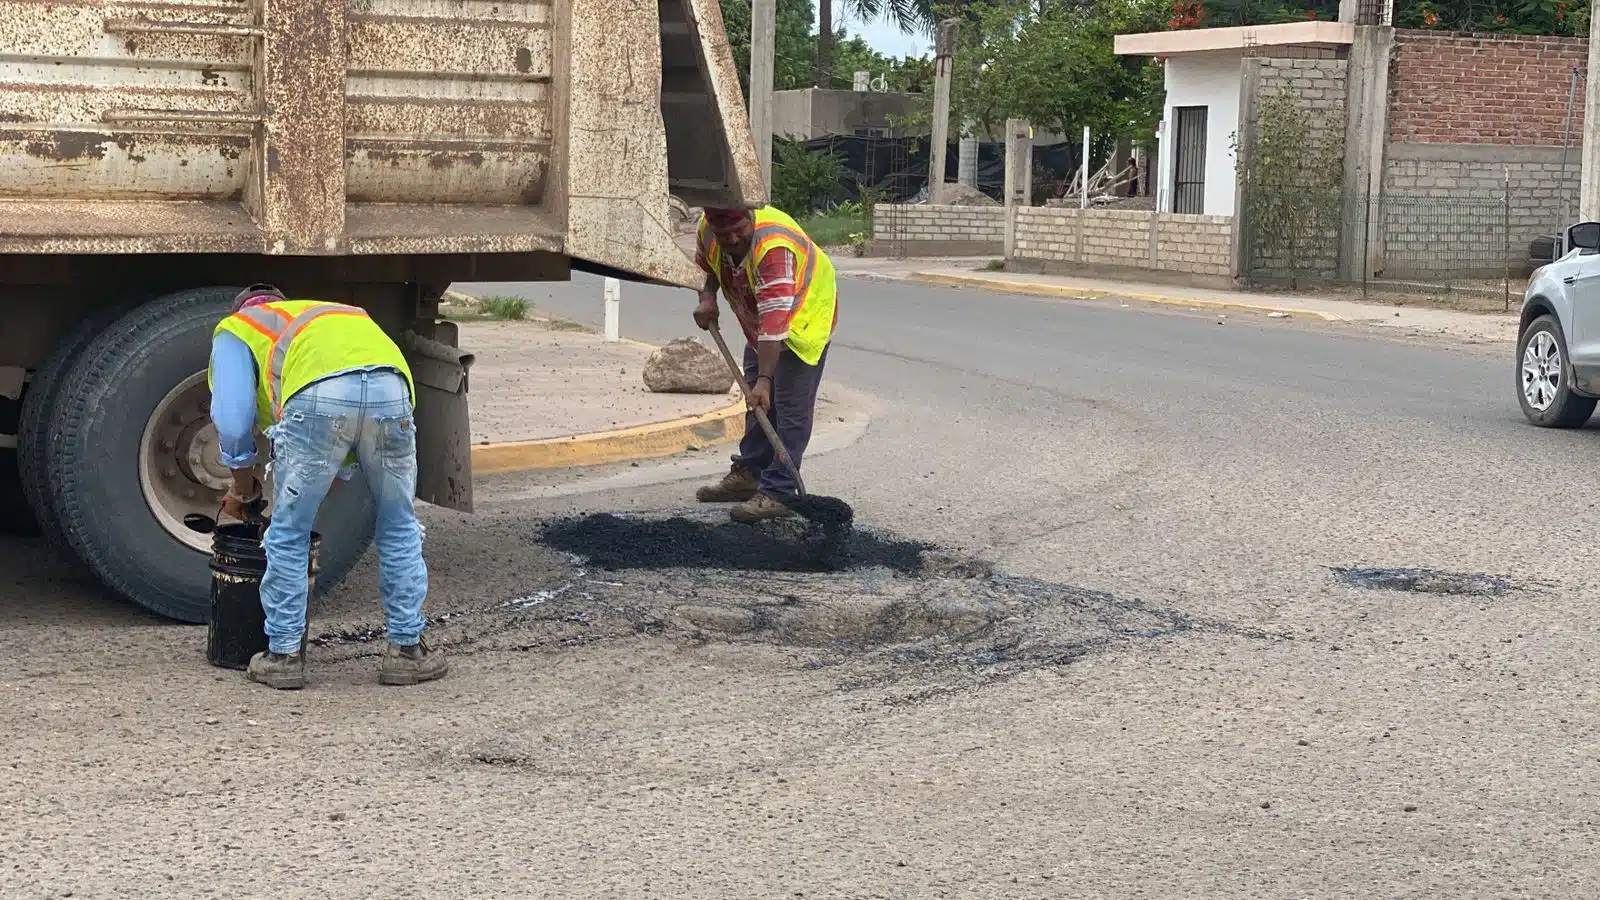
[1159,53,1243,216]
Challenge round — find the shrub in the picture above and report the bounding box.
[772,139,847,215]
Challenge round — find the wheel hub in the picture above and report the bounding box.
[176,420,234,492]
[1522,331,1562,413]
[140,372,244,553]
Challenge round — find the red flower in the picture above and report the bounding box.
[1422,9,1438,25]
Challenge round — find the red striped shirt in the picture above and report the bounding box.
[696,245,798,345]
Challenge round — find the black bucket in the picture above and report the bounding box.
[205,523,321,670]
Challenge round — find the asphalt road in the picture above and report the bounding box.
[9,273,1600,898]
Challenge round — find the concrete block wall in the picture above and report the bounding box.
[870,204,1005,256]
[1011,207,1234,281]
[1081,210,1151,267]
[1240,56,1349,284]
[1011,207,1080,261]
[1255,57,1350,146]
[1155,214,1234,279]
[1382,144,1556,277]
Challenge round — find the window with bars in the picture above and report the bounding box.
[1172,105,1208,215]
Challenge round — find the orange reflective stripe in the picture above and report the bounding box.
[790,244,819,316]
[266,304,370,414]
[230,304,290,339]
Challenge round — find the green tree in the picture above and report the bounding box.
[720,0,819,96]
[934,0,1164,146]
[1393,0,1586,35]
[819,0,939,88]
[1170,0,1586,33]
[829,35,933,90]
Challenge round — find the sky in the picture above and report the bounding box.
[838,10,931,58]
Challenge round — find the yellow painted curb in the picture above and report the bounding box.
[907,272,1346,323]
[471,396,746,475]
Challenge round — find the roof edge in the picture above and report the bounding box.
[1114,21,1355,56]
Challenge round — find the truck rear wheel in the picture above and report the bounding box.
[43,287,377,623]
[16,305,129,545]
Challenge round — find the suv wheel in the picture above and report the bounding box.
[1518,314,1597,427]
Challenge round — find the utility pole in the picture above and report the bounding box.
[750,0,776,191]
[928,20,957,205]
[1581,0,1600,221]
[1080,126,1091,209]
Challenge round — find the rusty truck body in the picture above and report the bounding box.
[0,0,762,621]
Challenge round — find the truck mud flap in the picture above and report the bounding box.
[404,326,475,513]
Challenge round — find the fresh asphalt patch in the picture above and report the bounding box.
[538,511,919,573]
[313,510,1284,705]
[1329,565,1518,598]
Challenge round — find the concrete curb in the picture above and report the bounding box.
[905,272,1347,322]
[471,395,746,474]
[443,289,747,475]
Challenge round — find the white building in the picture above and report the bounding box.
[1114,21,1354,216]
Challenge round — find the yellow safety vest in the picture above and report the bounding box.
[697,206,837,366]
[208,300,416,433]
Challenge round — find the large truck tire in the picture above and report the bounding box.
[16,305,130,546]
[44,287,377,623]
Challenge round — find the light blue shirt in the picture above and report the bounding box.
[209,332,260,469]
[208,332,378,477]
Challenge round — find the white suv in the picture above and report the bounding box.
[1519,221,1600,427]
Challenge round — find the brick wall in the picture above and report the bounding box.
[1378,31,1585,277]
[1010,207,1234,280]
[1388,30,1586,145]
[871,204,1005,255]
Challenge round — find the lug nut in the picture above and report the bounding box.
[183,488,196,499]
[164,467,178,478]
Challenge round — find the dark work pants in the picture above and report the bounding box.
[734,341,829,498]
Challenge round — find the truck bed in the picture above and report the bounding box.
[0,0,762,285]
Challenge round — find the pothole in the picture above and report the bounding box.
[311,512,1280,705]
[1330,566,1514,597]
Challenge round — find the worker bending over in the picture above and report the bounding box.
[692,206,838,521]
[209,285,445,690]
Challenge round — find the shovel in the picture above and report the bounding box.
[705,326,853,534]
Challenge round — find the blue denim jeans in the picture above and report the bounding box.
[260,369,428,654]
[734,342,828,497]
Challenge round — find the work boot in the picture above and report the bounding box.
[247,650,307,691]
[378,637,449,686]
[695,466,759,503]
[730,493,796,523]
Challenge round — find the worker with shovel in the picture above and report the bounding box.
[692,206,837,522]
[208,284,445,690]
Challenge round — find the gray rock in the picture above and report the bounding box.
[643,338,733,394]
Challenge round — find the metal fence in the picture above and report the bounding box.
[1355,191,1513,312]
[869,140,919,259]
[1241,180,1517,311]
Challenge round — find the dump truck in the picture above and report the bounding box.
[0,0,762,621]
